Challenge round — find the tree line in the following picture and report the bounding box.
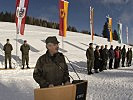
[0,11,79,32]
[0,11,119,41]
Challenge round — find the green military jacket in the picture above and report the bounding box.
[20,44,30,55]
[33,51,70,88]
[128,50,132,60]
[86,47,94,61]
[121,48,126,58]
[3,43,13,54]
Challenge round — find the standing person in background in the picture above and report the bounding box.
[128,48,132,66]
[20,40,30,69]
[118,47,122,67]
[114,46,120,69]
[102,45,109,70]
[94,46,101,73]
[126,48,130,67]
[86,43,94,75]
[108,45,115,69]
[3,39,13,69]
[121,45,126,67]
[99,45,104,72]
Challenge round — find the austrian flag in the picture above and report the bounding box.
[15,0,29,35]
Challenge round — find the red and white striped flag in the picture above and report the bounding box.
[15,0,29,35]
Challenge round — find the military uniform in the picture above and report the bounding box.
[108,48,114,69]
[128,49,132,66]
[121,47,126,67]
[86,47,94,74]
[102,48,109,70]
[20,44,30,68]
[3,43,13,69]
[33,51,70,88]
[99,48,104,71]
[94,49,100,72]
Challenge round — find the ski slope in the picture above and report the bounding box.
[0,22,133,100]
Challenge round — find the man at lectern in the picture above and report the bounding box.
[33,36,70,88]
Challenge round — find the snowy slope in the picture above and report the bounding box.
[0,22,133,100]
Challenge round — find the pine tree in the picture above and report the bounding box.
[102,22,108,38]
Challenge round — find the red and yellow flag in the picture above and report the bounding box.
[59,0,69,37]
[109,18,113,42]
[106,16,113,42]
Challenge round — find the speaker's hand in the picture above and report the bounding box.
[49,84,54,88]
[65,81,71,85]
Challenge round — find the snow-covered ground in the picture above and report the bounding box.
[1,67,133,100]
[0,22,133,100]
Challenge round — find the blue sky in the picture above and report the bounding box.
[0,0,133,44]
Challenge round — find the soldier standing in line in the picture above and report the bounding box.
[128,48,132,67]
[102,45,109,70]
[99,45,104,72]
[121,45,126,67]
[94,46,101,73]
[118,47,122,67]
[114,46,120,69]
[3,39,13,69]
[20,40,30,69]
[108,45,115,69]
[86,43,94,75]
[126,48,130,67]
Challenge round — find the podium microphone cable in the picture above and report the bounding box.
[64,56,81,80]
[51,59,74,81]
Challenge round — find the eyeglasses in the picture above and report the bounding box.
[47,43,59,47]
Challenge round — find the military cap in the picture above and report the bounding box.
[45,36,60,44]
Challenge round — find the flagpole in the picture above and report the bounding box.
[110,41,111,46]
[62,36,64,49]
[126,26,129,45]
[16,17,21,68]
[16,29,18,68]
[92,39,93,44]
[16,18,21,68]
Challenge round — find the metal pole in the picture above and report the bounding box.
[62,36,64,49]
[16,30,18,68]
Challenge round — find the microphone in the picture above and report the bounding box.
[64,55,81,80]
[51,58,74,81]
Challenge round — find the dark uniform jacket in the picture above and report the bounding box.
[103,48,109,60]
[3,43,13,54]
[128,50,132,60]
[20,44,30,55]
[108,48,115,59]
[99,49,104,60]
[94,50,100,69]
[86,47,94,61]
[33,51,70,88]
[121,48,126,58]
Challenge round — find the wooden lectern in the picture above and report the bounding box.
[34,80,88,100]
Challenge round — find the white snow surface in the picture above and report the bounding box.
[0,22,133,100]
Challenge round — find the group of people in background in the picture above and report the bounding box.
[86,43,132,75]
[3,39,30,69]
[2,38,133,75]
